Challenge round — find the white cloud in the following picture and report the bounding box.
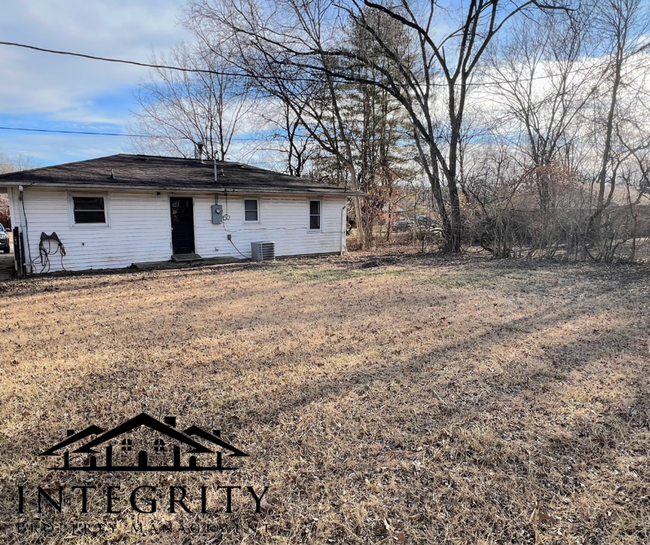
[0,0,192,118]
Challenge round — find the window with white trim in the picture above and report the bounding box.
[309,200,321,230]
[244,199,259,222]
[72,196,106,224]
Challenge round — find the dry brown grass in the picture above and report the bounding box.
[0,247,648,544]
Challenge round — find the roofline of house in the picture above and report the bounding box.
[0,181,365,197]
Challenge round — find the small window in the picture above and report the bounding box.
[154,439,166,452]
[121,439,133,452]
[309,200,321,230]
[244,199,259,222]
[73,196,106,224]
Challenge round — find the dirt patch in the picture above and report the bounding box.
[0,248,648,543]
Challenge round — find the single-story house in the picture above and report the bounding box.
[0,154,363,274]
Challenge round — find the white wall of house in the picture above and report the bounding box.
[193,193,344,260]
[8,187,346,273]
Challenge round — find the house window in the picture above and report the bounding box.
[121,439,133,451]
[73,196,106,224]
[309,200,321,230]
[244,199,259,222]
[154,439,166,452]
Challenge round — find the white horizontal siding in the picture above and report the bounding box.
[21,188,171,272]
[18,187,346,273]
[194,194,345,259]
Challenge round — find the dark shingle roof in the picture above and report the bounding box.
[0,154,364,196]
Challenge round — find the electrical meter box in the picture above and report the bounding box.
[211,204,223,224]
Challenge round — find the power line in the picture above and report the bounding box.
[0,41,237,77]
[0,124,287,142]
[0,40,363,85]
[0,126,150,137]
[0,125,416,144]
[0,41,324,84]
[1,40,639,89]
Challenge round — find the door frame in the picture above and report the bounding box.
[170,196,196,254]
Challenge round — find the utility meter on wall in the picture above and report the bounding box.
[211,204,223,224]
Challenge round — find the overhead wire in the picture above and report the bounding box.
[0,125,413,144]
[0,126,152,137]
[1,40,641,89]
[0,126,310,142]
[0,41,240,77]
[1,39,648,164]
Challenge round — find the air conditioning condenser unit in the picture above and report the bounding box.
[251,241,275,262]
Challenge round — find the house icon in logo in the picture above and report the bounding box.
[40,413,248,472]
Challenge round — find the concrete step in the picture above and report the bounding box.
[131,256,246,271]
[171,252,203,262]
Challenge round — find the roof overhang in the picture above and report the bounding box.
[0,181,365,197]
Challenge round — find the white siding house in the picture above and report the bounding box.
[0,154,361,274]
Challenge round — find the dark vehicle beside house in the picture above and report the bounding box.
[416,215,437,228]
[0,224,9,253]
[392,219,414,232]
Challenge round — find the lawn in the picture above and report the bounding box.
[0,249,648,544]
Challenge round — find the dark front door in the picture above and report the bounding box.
[170,197,195,254]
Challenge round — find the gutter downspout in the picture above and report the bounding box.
[6,187,18,274]
[341,205,349,256]
[18,186,32,274]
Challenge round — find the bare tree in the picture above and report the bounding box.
[267,99,314,177]
[0,153,41,228]
[129,42,254,161]
[190,0,569,252]
[188,0,384,248]
[477,6,598,254]
[487,8,595,204]
[0,153,41,174]
[585,0,650,250]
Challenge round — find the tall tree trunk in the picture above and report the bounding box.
[589,46,624,242]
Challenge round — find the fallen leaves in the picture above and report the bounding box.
[0,249,648,544]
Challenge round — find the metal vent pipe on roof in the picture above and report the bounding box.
[195,142,204,163]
